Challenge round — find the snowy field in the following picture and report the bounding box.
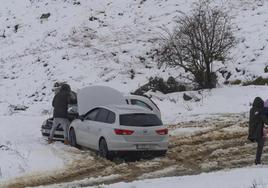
[0,115,82,181]
[0,116,62,180]
[30,166,268,188]
[86,167,268,188]
[1,85,268,187]
[1,0,268,187]
[152,85,268,123]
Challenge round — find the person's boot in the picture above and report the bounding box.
[64,139,69,145]
[255,159,261,165]
[48,138,53,144]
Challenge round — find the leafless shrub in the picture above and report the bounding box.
[157,0,236,89]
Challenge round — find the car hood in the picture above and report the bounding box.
[77,85,125,115]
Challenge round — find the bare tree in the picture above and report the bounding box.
[157,0,236,89]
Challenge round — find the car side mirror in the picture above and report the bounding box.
[80,115,85,121]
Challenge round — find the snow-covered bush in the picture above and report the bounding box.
[243,76,268,86]
[133,76,186,95]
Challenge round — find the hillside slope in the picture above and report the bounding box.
[0,0,267,114]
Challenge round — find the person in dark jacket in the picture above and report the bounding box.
[48,83,72,145]
[264,99,268,117]
[248,97,268,165]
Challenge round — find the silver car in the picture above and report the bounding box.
[69,105,168,159]
[69,86,168,159]
[41,88,162,142]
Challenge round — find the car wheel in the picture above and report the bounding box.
[69,128,77,147]
[99,138,112,160]
[157,150,167,157]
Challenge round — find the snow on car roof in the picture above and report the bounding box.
[77,85,125,115]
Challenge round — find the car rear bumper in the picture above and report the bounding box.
[41,128,64,140]
[112,150,167,159]
[107,139,168,151]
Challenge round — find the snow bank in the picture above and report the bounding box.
[90,166,268,188]
[152,85,268,123]
[0,116,64,181]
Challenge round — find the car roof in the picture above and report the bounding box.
[99,104,154,115]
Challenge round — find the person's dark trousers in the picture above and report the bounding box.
[255,138,265,164]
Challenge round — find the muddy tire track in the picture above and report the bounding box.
[2,114,264,188]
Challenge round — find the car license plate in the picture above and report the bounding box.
[136,144,154,150]
[42,129,50,134]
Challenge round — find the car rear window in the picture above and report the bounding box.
[120,113,162,127]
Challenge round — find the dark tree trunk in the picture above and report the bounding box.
[205,62,211,88]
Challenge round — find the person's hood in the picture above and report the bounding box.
[253,97,264,108]
[60,84,71,92]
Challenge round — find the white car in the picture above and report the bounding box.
[68,86,168,159]
[41,88,162,141]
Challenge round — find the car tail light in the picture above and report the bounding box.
[114,129,134,135]
[156,128,168,135]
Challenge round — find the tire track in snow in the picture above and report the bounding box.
[2,114,264,188]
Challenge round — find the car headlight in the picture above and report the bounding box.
[42,120,46,126]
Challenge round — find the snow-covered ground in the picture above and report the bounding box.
[0,85,267,185]
[1,0,268,187]
[0,116,61,180]
[153,85,268,123]
[0,115,86,181]
[34,164,268,188]
[87,166,268,188]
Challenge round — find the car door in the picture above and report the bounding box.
[89,108,110,150]
[130,99,153,111]
[78,108,100,148]
[73,119,87,146]
[129,98,161,119]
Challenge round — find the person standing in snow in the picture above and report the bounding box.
[48,83,72,145]
[248,97,268,165]
[263,99,268,117]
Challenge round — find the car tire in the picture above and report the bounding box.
[99,138,112,160]
[157,150,167,157]
[69,128,77,147]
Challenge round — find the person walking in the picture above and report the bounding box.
[248,97,268,165]
[264,99,268,117]
[48,83,72,145]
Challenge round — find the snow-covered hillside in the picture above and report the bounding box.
[2,0,268,187]
[0,0,189,115]
[1,0,268,116]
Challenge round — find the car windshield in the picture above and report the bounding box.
[120,113,162,127]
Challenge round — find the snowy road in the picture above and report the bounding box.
[1,113,264,188]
